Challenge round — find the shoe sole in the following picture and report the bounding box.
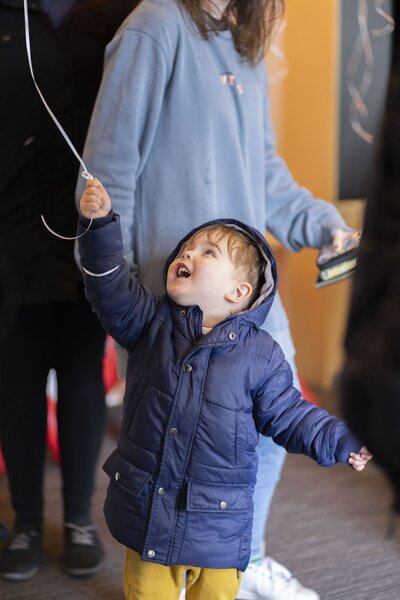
[63,560,104,577]
[0,565,39,581]
[235,593,258,600]
[236,589,320,600]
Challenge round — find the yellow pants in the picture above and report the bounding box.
[124,549,241,600]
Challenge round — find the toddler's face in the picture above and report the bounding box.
[167,231,239,315]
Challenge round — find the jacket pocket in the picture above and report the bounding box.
[103,449,152,498]
[186,480,252,514]
[127,384,172,455]
[191,399,237,468]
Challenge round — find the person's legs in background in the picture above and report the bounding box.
[0,291,106,580]
[55,288,106,576]
[250,436,287,564]
[237,364,320,600]
[0,305,54,580]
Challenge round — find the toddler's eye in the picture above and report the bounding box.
[204,249,215,257]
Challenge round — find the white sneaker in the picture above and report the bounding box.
[236,557,320,600]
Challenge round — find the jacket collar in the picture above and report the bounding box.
[169,299,243,348]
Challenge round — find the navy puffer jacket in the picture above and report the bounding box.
[78,214,361,571]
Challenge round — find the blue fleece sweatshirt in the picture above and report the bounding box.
[77,0,349,358]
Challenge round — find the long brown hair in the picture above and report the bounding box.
[179,0,285,64]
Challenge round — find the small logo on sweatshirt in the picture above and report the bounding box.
[219,72,244,95]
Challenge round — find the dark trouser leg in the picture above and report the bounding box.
[0,305,53,532]
[55,290,106,525]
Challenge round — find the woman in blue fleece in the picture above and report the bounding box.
[78,179,371,600]
[77,1,357,598]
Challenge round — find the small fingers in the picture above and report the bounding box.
[352,463,365,472]
[84,178,99,191]
[89,178,108,197]
[348,458,364,471]
[81,192,103,218]
[81,178,110,218]
[348,452,370,472]
[84,179,103,197]
[82,200,102,214]
[359,446,373,460]
[82,190,102,206]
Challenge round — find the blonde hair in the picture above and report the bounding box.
[185,225,264,307]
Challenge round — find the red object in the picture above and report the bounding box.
[46,335,118,463]
[46,395,61,463]
[102,335,119,393]
[299,374,320,406]
[0,348,316,474]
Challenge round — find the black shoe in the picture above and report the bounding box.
[0,529,41,581]
[63,523,104,577]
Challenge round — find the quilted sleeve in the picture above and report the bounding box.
[77,212,158,350]
[253,341,362,466]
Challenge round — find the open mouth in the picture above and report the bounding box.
[176,264,191,278]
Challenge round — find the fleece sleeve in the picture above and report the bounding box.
[253,341,362,466]
[76,27,170,271]
[260,68,351,251]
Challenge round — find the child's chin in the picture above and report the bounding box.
[168,291,185,305]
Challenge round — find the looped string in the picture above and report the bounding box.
[23,0,93,240]
[347,0,395,145]
[40,213,93,241]
[371,0,395,37]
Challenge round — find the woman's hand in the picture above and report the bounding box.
[331,229,361,253]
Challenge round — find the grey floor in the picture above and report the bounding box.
[1,399,400,600]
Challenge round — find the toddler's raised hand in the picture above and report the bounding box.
[348,446,372,472]
[80,178,112,219]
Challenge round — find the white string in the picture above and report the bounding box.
[371,0,395,36]
[40,212,93,241]
[23,0,93,240]
[82,265,122,278]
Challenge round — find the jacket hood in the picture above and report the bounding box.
[163,218,278,328]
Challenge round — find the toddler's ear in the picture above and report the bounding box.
[225,282,252,304]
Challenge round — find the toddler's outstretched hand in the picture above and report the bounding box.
[80,178,112,219]
[348,446,372,472]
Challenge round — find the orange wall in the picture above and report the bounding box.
[266,0,364,389]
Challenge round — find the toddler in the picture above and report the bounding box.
[78,179,371,600]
